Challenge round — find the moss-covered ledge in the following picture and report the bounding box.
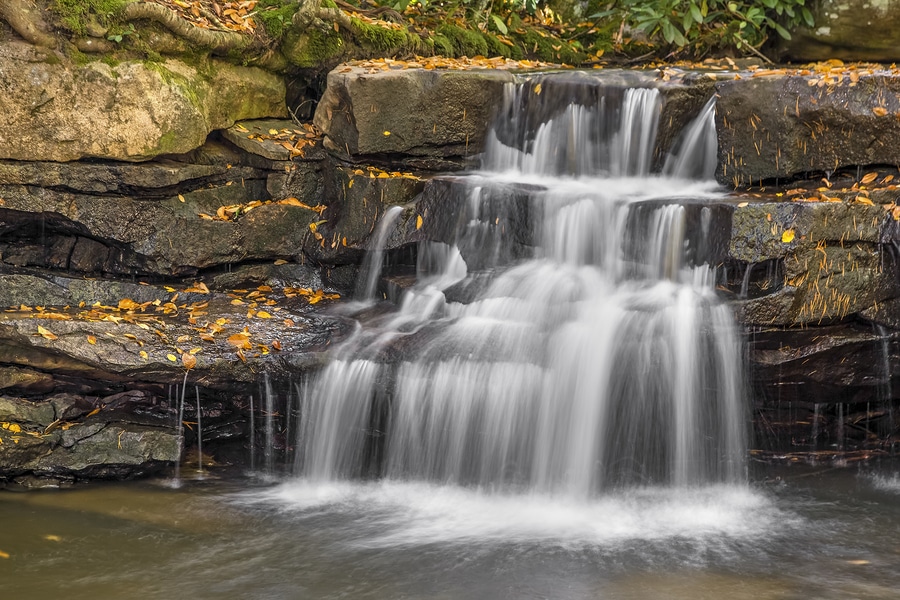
[0,41,287,162]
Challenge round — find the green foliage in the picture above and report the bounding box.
[52,0,128,35]
[619,0,816,52]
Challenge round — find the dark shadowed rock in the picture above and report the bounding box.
[715,74,900,186]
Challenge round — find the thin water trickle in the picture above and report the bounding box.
[355,205,405,302]
[195,386,203,474]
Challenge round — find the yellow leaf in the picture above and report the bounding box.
[167,354,177,362]
[43,535,62,542]
[227,333,252,350]
[256,311,273,319]
[781,229,795,243]
[861,172,878,185]
[416,215,423,230]
[178,194,185,203]
[737,201,749,208]
[184,282,210,294]
[0,550,9,559]
[4,423,21,433]
[181,352,197,370]
[268,128,279,135]
[140,350,148,360]
[383,131,391,136]
[534,83,542,95]
[86,407,101,417]
[37,325,58,340]
[274,259,288,265]
[87,335,97,345]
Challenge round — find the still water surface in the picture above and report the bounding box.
[3,463,900,599]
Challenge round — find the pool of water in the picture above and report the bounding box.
[3,463,900,599]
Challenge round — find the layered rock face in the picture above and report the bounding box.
[3,54,900,484]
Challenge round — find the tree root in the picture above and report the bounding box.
[121,1,250,52]
[0,0,57,47]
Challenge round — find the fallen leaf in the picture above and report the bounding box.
[181,353,197,370]
[167,354,177,362]
[274,259,288,265]
[782,229,795,243]
[87,335,97,345]
[873,107,888,117]
[184,282,210,294]
[256,310,273,319]
[140,350,149,360]
[861,172,878,185]
[178,194,186,203]
[37,325,58,341]
[0,550,9,559]
[416,215,423,230]
[43,535,62,542]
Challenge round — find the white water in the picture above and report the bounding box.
[291,82,746,505]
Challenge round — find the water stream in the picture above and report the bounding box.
[295,82,742,494]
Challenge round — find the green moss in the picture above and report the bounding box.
[518,27,585,63]
[52,0,128,35]
[156,130,181,155]
[352,17,408,52]
[481,31,515,58]
[436,24,488,57]
[282,27,344,68]
[256,0,300,39]
[430,33,455,57]
[144,61,207,109]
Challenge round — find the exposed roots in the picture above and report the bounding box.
[0,0,57,47]
[121,1,250,52]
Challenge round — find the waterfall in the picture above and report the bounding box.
[354,205,405,302]
[293,81,744,495]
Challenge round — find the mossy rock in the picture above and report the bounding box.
[281,27,345,68]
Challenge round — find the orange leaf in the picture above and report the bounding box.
[181,352,197,370]
[87,335,97,345]
[861,172,878,185]
[37,325,58,340]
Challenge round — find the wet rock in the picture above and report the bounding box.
[715,74,900,186]
[314,65,514,160]
[0,42,287,162]
[725,200,900,325]
[748,323,894,406]
[0,365,55,394]
[782,0,900,63]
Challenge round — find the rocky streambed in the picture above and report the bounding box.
[2,47,900,486]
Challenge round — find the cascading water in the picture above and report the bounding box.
[293,78,746,496]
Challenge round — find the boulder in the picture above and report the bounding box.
[0,42,287,162]
[314,65,515,160]
[715,73,900,186]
